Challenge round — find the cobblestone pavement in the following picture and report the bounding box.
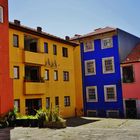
[1,117,140,140]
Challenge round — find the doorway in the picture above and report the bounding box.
[25,99,42,115]
[125,100,137,118]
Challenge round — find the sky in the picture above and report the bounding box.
[9,0,140,39]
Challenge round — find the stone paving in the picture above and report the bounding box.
[1,117,140,140]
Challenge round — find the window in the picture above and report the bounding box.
[101,38,113,49]
[104,85,117,102]
[85,60,96,75]
[14,66,19,79]
[84,41,94,52]
[14,99,20,112]
[0,6,3,23]
[86,86,98,102]
[45,70,49,80]
[54,70,58,81]
[53,44,57,55]
[55,96,59,107]
[102,57,115,74]
[62,47,68,57]
[87,110,97,117]
[13,34,19,47]
[106,110,119,118]
[46,97,50,109]
[63,71,69,81]
[122,65,134,83]
[44,42,48,53]
[64,96,70,107]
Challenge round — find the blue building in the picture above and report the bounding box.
[71,27,140,118]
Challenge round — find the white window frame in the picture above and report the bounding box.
[0,6,3,23]
[102,57,115,74]
[14,66,19,79]
[101,37,113,49]
[54,70,58,81]
[44,69,49,80]
[104,85,117,102]
[86,86,98,102]
[87,110,98,117]
[106,110,119,118]
[85,59,96,76]
[84,41,94,52]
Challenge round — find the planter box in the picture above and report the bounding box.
[30,119,38,127]
[45,121,66,129]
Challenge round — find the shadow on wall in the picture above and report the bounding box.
[0,127,13,140]
[66,117,100,127]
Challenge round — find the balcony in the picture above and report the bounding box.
[24,51,45,65]
[24,81,46,95]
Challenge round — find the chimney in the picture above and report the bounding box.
[65,36,70,41]
[14,20,20,26]
[37,26,42,32]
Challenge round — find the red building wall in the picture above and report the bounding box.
[0,0,13,115]
[122,63,140,99]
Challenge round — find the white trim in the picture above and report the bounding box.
[106,110,119,118]
[104,85,117,102]
[87,110,98,117]
[102,57,115,74]
[101,37,113,49]
[84,41,94,52]
[86,86,98,102]
[0,6,3,23]
[85,59,96,76]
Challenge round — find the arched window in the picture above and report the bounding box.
[0,6,3,23]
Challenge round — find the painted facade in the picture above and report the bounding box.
[0,0,13,115]
[71,27,140,118]
[121,44,140,118]
[9,20,82,118]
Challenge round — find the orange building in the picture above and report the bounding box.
[0,0,13,115]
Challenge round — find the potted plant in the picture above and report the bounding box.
[28,115,38,127]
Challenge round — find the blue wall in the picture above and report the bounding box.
[81,35,124,117]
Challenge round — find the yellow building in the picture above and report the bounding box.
[9,20,83,118]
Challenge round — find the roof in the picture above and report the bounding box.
[70,27,116,40]
[122,43,140,64]
[9,21,78,47]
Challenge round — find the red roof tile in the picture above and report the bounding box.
[123,43,140,63]
[71,27,116,40]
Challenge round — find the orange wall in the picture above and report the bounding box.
[0,0,13,115]
[122,62,140,99]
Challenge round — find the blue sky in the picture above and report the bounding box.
[9,0,140,38]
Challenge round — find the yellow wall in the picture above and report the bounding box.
[9,28,77,118]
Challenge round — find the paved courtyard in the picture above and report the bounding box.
[1,117,140,140]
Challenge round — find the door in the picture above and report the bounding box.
[125,100,137,118]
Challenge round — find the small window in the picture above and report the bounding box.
[13,34,19,47]
[87,110,97,117]
[84,41,94,52]
[86,86,98,102]
[85,60,96,76]
[106,110,119,118]
[53,44,57,55]
[44,42,48,53]
[46,97,50,109]
[63,71,69,81]
[64,96,70,107]
[101,38,113,49]
[0,6,3,23]
[54,70,58,81]
[62,47,68,57]
[102,57,115,74]
[55,96,59,107]
[104,85,117,102]
[14,66,19,79]
[122,65,134,83]
[14,99,20,112]
[44,70,49,80]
